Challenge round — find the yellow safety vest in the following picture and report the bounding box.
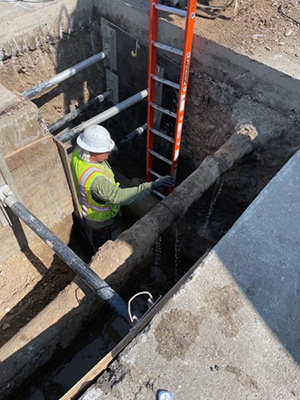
[71,150,120,222]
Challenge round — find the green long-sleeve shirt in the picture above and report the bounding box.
[90,161,152,207]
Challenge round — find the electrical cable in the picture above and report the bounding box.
[127,291,154,323]
[279,0,300,25]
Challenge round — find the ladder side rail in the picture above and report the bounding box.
[146,0,159,182]
[170,0,197,190]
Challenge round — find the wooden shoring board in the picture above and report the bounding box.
[54,138,82,220]
[60,251,210,400]
[0,154,22,202]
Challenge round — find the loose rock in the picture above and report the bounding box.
[284,29,293,37]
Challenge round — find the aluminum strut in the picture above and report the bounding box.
[146,0,197,194]
[48,90,111,134]
[58,90,148,143]
[23,51,107,99]
[0,185,130,324]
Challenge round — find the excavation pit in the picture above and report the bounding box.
[0,0,299,398]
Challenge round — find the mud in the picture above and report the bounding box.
[12,309,129,400]
[154,308,200,361]
[206,284,243,338]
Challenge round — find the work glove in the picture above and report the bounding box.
[151,176,175,190]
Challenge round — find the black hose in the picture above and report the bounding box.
[6,197,130,324]
[48,91,110,134]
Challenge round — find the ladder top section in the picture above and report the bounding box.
[153,3,187,17]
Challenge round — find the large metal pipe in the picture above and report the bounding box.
[4,195,130,324]
[23,51,107,99]
[48,90,111,134]
[58,89,148,143]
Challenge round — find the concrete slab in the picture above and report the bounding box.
[81,149,300,399]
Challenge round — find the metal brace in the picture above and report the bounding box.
[101,24,117,71]
[106,70,119,105]
[0,184,13,227]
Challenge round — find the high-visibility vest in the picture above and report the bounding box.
[71,150,120,222]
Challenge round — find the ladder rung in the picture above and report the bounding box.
[148,168,163,179]
[150,102,177,118]
[153,3,187,17]
[149,150,172,165]
[151,74,180,90]
[152,190,166,199]
[152,41,183,57]
[150,128,174,143]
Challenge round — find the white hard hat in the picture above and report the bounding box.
[77,125,115,153]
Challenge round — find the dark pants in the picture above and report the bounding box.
[84,217,120,251]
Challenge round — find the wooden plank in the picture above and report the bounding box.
[54,138,82,220]
[0,137,73,265]
[0,154,22,202]
[60,251,209,400]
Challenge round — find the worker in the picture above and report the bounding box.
[71,125,174,249]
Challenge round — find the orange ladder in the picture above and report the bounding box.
[146,0,197,197]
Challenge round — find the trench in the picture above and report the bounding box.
[7,135,300,400]
[1,3,300,400]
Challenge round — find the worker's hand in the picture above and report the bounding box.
[151,176,175,190]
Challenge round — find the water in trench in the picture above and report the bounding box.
[16,310,129,400]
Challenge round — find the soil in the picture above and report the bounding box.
[0,21,105,125]
[195,0,300,62]
[0,215,95,348]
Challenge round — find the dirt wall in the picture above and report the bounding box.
[0,3,105,125]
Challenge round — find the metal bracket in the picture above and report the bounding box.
[101,24,117,71]
[106,70,119,105]
[0,155,21,227]
[0,184,13,227]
